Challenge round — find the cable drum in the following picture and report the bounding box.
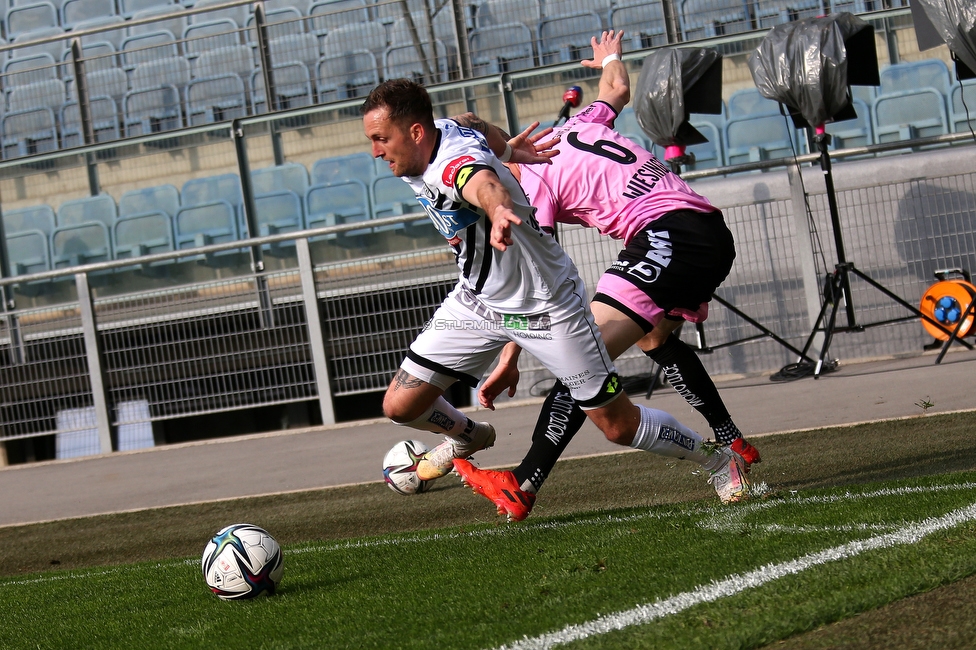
[920,278,976,340]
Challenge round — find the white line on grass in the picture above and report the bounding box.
[491,500,976,650]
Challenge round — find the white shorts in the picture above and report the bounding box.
[402,280,620,409]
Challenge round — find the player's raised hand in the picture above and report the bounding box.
[582,30,624,69]
[507,122,560,165]
[489,205,521,251]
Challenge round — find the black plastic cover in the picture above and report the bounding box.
[915,0,976,79]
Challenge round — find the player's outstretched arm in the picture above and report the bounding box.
[581,30,630,113]
[478,342,523,410]
[457,168,522,251]
[453,113,559,165]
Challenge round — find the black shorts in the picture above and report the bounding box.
[593,210,735,332]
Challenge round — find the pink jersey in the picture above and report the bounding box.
[517,101,716,245]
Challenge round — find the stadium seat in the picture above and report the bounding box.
[828,0,874,13]
[60,41,118,82]
[371,175,428,235]
[6,2,59,40]
[469,23,535,75]
[120,30,180,68]
[316,49,379,102]
[61,0,116,30]
[538,12,600,65]
[609,2,666,52]
[128,5,188,42]
[305,180,370,245]
[174,200,241,264]
[245,6,304,41]
[113,211,176,273]
[269,32,320,77]
[182,173,244,218]
[389,12,433,47]
[51,221,113,269]
[679,120,724,169]
[879,59,952,97]
[679,0,751,41]
[60,96,122,147]
[193,45,254,93]
[120,0,177,19]
[321,21,387,61]
[57,194,118,229]
[119,184,181,218]
[183,19,243,56]
[308,0,370,36]
[872,88,950,144]
[725,113,801,165]
[3,53,59,91]
[432,3,461,63]
[190,0,249,27]
[5,229,51,276]
[372,0,428,25]
[2,203,56,235]
[11,27,65,63]
[727,87,782,118]
[70,15,126,49]
[187,74,248,125]
[825,97,873,149]
[311,152,375,185]
[950,81,976,134]
[752,0,825,29]
[124,57,190,137]
[251,162,310,196]
[477,0,540,32]
[251,62,314,111]
[383,40,449,84]
[2,78,64,158]
[248,189,304,255]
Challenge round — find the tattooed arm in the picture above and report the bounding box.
[453,113,560,165]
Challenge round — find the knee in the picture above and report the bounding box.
[602,422,635,447]
[383,389,414,424]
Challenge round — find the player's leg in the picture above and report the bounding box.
[388,291,506,480]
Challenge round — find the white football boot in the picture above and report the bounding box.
[416,421,496,481]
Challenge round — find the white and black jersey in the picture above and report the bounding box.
[402,119,575,315]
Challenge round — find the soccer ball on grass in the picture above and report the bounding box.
[201,523,283,600]
[383,439,431,495]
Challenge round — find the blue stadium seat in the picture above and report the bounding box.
[183,19,242,56]
[191,0,249,27]
[950,81,976,134]
[187,74,248,125]
[3,53,59,90]
[70,15,126,49]
[5,229,50,276]
[174,200,241,265]
[251,62,314,112]
[120,30,180,68]
[725,113,800,165]
[245,6,304,40]
[61,96,121,147]
[371,175,428,236]
[308,0,370,36]
[248,189,304,256]
[319,21,387,78]
[120,0,177,19]
[124,56,189,137]
[6,2,59,40]
[872,88,949,144]
[119,184,181,218]
[57,194,118,229]
[51,221,113,270]
[609,2,666,52]
[477,0,541,32]
[753,0,824,29]
[2,79,64,158]
[182,173,244,218]
[305,180,370,245]
[128,5,187,42]
[311,152,375,185]
[825,97,873,149]
[11,26,64,63]
[113,210,176,274]
[538,12,600,65]
[727,87,781,118]
[681,120,724,169]
[680,0,751,41]
[3,203,56,235]
[61,0,116,29]
[193,45,254,97]
[251,162,310,197]
[879,59,952,96]
[389,12,433,47]
[60,41,118,81]
[469,23,535,75]
[372,0,427,25]
[383,41,449,84]
[316,35,379,102]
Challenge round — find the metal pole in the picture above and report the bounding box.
[70,38,100,196]
[75,272,114,454]
[397,0,435,82]
[662,0,681,43]
[449,0,473,80]
[253,2,284,165]
[296,238,335,424]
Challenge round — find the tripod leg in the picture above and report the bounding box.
[815,288,843,379]
[798,273,837,362]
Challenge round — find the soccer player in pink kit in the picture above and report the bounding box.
[453,30,761,520]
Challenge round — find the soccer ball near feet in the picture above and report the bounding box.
[383,439,431,495]
[202,523,283,600]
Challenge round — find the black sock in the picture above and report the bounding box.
[645,334,742,445]
[512,380,587,493]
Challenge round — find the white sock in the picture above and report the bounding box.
[630,405,727,472]
[395,396,475,441]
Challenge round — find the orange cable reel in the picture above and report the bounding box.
[920,277,976,340]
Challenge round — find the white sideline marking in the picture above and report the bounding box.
[492,501,976,650]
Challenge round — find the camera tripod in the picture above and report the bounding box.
[792,130,974,378]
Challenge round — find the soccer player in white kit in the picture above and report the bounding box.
[453,31,759,520]
[361,77,746,520]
